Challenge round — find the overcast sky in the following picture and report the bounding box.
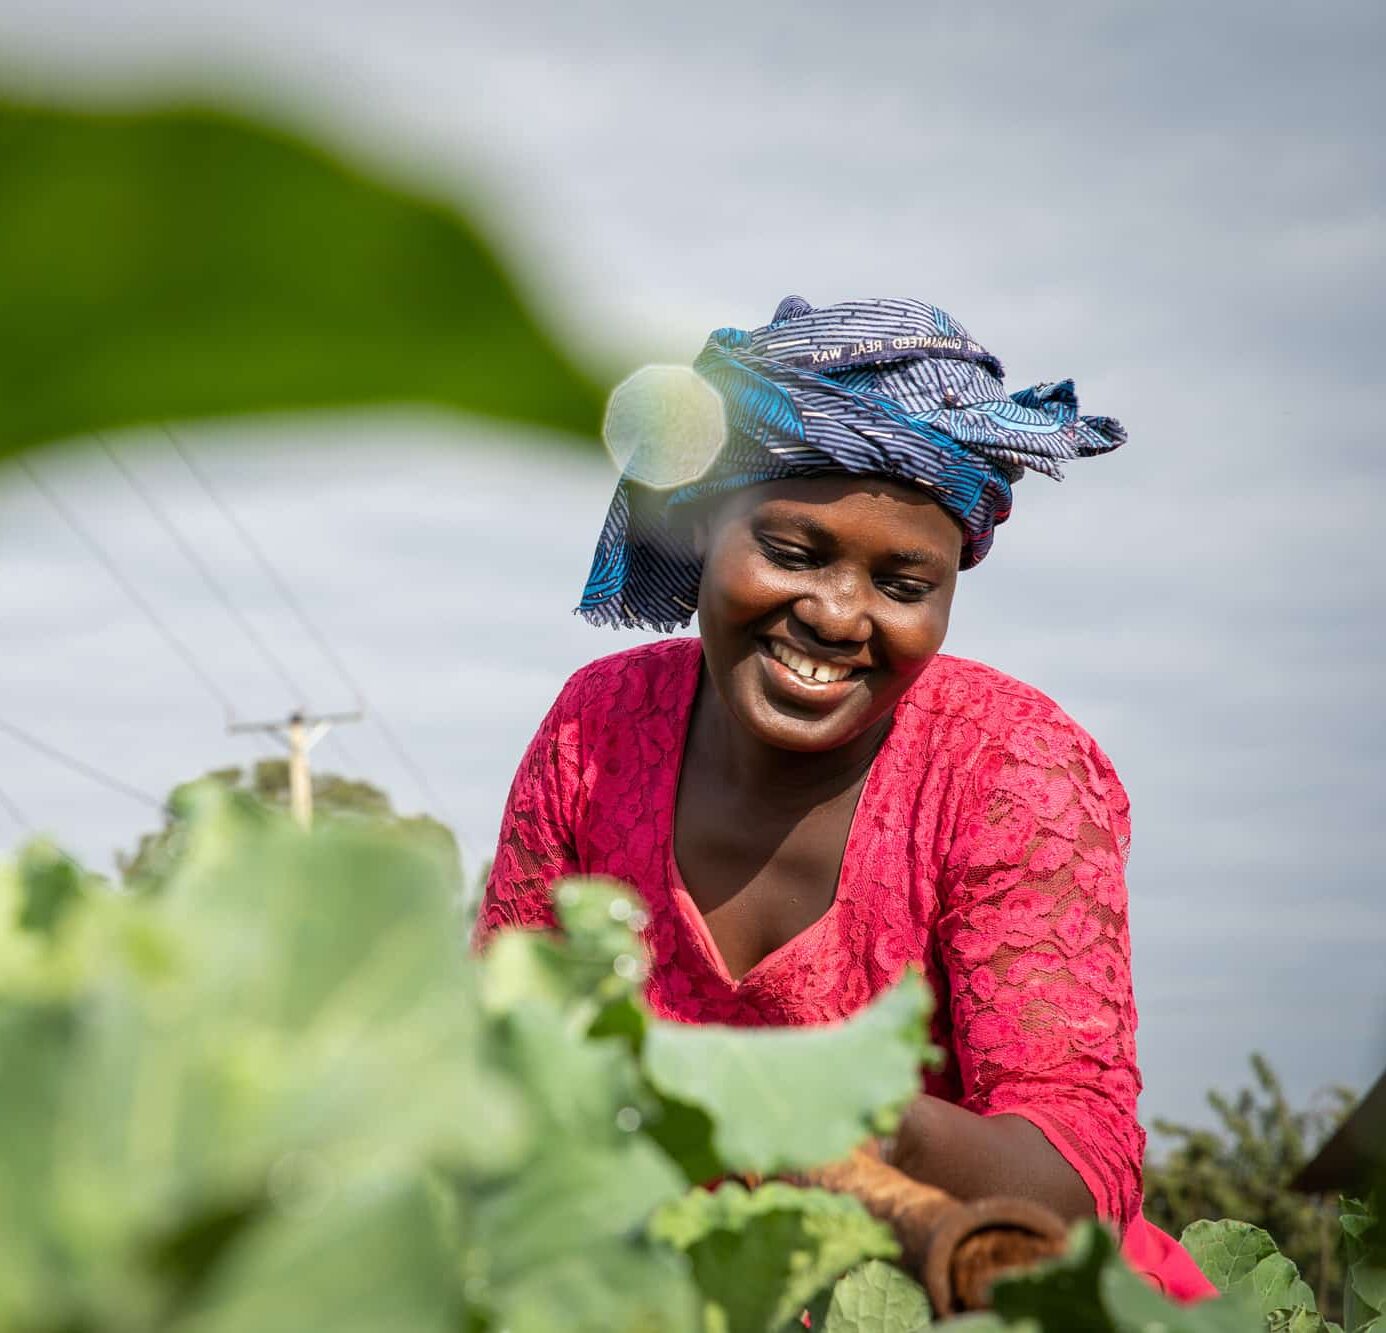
[1,0,1382,1130]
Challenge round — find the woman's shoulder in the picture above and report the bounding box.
[905,653,1112,761]
[911,654,1131,834]
[548,637,700,723]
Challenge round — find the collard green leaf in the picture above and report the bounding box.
[481,878,649,1022]
[0,1001,81,1328]
[1181,1219,1318,1318]
[172,1176,459,1333]
[1342,1195,1386,1331]
[1181,1219,1281,1293]
[823,1258,932,1332]
[0,98,603,458]
[471,1137,687,1289]
[1243,1255,1318,1317]
[942,1319,1041,1333]
[53,789,529,1265]
[491,1239,700,1333]
[15,841,87,937]
[990,1221,1263,1333]
[642,970,936,1174]
[1265,1307,1342,1333]
[649,1182,898,1333]
[641,1089,725,1187]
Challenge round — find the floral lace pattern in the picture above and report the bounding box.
[474,638,1145,1232]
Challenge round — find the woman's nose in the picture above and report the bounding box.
[793,570,872,644]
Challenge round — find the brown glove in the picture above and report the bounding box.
[795,1142,1068,1314]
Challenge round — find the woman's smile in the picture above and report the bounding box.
[694,476,963,754]
[757,637,869,712]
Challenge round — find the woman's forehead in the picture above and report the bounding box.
[726,477,964,561]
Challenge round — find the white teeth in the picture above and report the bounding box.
[768,641,852,683]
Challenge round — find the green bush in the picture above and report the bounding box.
[0,786,1283,1332]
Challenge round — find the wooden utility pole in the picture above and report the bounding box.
[227,709,363,828]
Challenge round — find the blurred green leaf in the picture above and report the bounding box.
[991,1222,1263,1333]
[641,969,936,1174]
[0,98,604,456]
[15,841,88,936]
[492,1238,699,1333]
[481,878,649,1022]
[172,1176,460,1333]
[472,1137,686,1291]
[822,1258,932,1332]
[649,1182,898,1333]
[1343,1195,1385,1332]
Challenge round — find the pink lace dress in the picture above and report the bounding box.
[474,638,1214,1301]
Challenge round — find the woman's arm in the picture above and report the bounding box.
[471,675,586,950]
[885,1096,1096,1222]
[909,709,1145,1229]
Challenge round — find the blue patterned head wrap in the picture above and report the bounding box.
[579,296,1125,631]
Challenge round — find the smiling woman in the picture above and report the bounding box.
[473,296,1215,1302]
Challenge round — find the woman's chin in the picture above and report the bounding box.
[732,684,877,754]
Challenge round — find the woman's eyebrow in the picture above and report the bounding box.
[758,513,837,545]
[890,548,951,574]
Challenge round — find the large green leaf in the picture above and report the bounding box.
[1342,1196,1385,1333]
[650,1182,898,1333]
[822,1258,932,1332]
[172,1176,460,1333]
[1181,1220,1280,1293]
[490,1239,700,1333]
[481,878,650,1024]
[0,98,604,457]
[989,1222,1262,1333]
[0,1001,82,1328]
[641,970,936,1175]
[1181,1219,1318,1318]
[6,787,531,1333]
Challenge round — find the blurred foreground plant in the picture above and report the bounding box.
[0,789,1280,1331]
[0,97,605,458]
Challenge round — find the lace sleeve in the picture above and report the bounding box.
[470,676,585,951]
[936,713,1145,1231]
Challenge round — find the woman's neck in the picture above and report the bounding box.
[689,663,892,810]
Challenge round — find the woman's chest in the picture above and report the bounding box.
[671,774,865,984]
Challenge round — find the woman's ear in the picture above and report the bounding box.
[691,513,709,560]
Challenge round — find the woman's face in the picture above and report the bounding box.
[695,476,962,753]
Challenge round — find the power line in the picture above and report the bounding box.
[21,459,243,724]
[97,433,310,709]
[162,426,448,817]
[0,716,168,815]
[0,781,33,833]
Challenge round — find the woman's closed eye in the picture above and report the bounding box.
[875,576,935,603]
[757,537,821,570]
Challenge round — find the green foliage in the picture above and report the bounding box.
[0,792,934,1331]
[118,762,460,889]
[642,971,938,1177]
[986,1222,1262,1333]
[1145,1054,1358,1318]
[1341,1196,1384,1332]
[3,790,1352,1332]
[821,1259,933,1331]
[0,98,604,458]
[1181,1221,1329,1328]
[649,1182,899,1333]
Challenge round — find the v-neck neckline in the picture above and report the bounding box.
[662,639,896,990]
